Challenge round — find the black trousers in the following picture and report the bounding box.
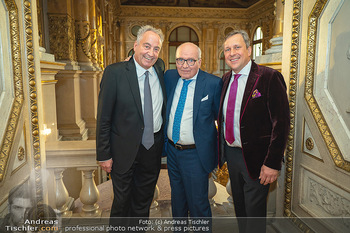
[109,131,163,232]
[225,144,270,233]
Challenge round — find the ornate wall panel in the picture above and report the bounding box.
[302,119,322,161]
[0,0,25,183]
[304,0,349,171]
[301,167,350,232]
[283,0,350,232]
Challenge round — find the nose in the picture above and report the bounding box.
[182,60,189,68]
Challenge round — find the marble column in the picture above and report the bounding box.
[255,0,284,71]
[89,0,100,69]
[74,0,96,70]
[47,0,79,70]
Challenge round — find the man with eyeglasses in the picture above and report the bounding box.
[165,42,222,221]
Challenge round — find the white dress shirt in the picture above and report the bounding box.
[223,60,252,147]
[167,72,198,145]
[134,57,163,133]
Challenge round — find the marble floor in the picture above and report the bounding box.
[71,169,284,233]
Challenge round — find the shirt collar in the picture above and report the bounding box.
[133,56,155,78]
[232,60,252,77]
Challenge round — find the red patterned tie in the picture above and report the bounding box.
[225,74,241,144]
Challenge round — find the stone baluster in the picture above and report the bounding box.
[226,178,233,205]
[78,167,101,217]
[208,174,217,205]
[150,185,161,216]
[150,185,160,209]
[54,168,72,217]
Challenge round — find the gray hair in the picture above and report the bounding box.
[225,30,251,48]
[136,25,164,45]
[176,42,202,60]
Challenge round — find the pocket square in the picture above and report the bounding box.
[201,95,209,102]
[252,89,262,99]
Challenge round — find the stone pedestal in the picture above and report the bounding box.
[80,71,102,139]
[40,47,65,142]
[55,70,88,140]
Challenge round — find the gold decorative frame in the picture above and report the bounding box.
[304,0,350,172]
[23,0,44,206]
[0,0,25,182]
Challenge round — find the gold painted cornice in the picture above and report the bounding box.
[0,0,25,182]
[119,0,274,20]
[304,0,349,172]
[120,6,248,19]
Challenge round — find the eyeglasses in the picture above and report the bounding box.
[176,58,197,66]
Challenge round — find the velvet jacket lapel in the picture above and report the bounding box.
[240,61,260,121]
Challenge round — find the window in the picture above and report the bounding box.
[220,52,230,77]
[252,27,263,60]
[168,26,199,69]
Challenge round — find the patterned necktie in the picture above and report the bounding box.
[142,71,154,149]
[172,79,192,144]
[225,74,241,144]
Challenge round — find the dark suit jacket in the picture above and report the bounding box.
[218,61,290,179]
[96,58,166,174]
[165,69,223,173]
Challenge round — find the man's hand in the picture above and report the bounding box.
[259,165,279,185]
[99,159,113,173]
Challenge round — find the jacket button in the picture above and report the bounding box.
[241,125,245,129]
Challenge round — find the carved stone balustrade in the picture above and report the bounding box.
[46,140,101,217]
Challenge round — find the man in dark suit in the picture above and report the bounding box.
[96,25,166,229]
[218,30,290,233]
[165,42,222,221]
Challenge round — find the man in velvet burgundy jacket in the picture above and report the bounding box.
[218,30,290,233]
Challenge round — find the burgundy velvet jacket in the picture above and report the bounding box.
[218,61,290,179]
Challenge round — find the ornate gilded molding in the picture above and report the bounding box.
[0,0,25,182]
[304,0,349,172]
[305,137,314,151]
[283,0,316,232]
[24,0,44,206]
[120,6,245,19]
[17,146,25,161]
[48,13,77,61]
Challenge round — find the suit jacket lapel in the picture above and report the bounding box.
[240,61,260,119]
[166,74,179,120]
[154,61,167,107]
[126,58,143,120]
[193,69,206,123]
